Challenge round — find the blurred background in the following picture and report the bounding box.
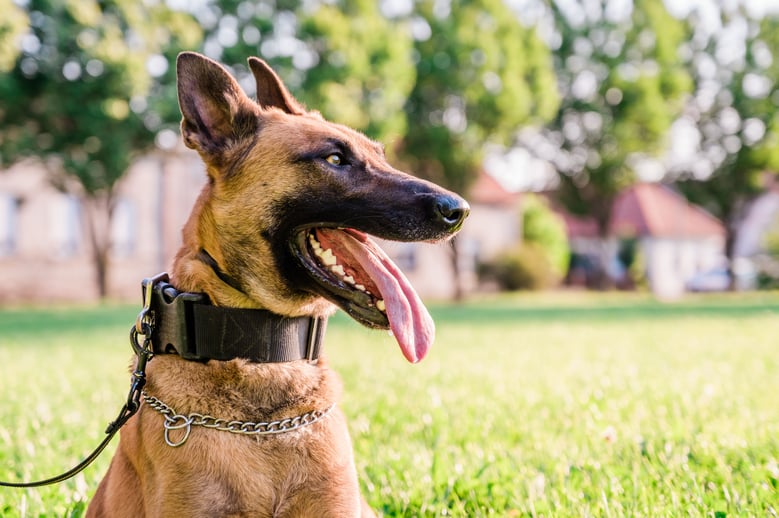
[2,0,779,304]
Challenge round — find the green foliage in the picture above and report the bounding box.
[522,194,570,280]
[538,0,692,231]
[403,0,559,194]
[480,194,571,293]
[675,13,779,257]
[619,237,648,290]
[206,0,415,150]
[0,0,27,72]
[298,0,415,147]
[480,243,556,291]
[2,295,778,515]
[0,0,201,191]
[764,216,779,257]
[755,213,779,288]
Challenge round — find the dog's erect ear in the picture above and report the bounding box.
[247,57,306,115]
[176,52,258,155]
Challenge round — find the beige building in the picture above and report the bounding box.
[0,152,519,304]
[563,183,728,298]
[0,150,204,303]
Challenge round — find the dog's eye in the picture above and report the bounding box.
[325,153,345,166]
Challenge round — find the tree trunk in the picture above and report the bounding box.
[593,215,615,291]
[83,193,114,299]
[449,237,464,301]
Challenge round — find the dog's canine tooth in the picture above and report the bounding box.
[376,300,386,312]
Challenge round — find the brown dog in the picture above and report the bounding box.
[87,52,468,517]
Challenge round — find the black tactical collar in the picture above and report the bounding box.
[141,274,326,363]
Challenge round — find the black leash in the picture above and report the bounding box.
[0,284,157,488]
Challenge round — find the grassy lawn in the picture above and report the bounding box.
[1,292,778,516]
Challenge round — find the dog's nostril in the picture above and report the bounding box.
[435,196,470,228]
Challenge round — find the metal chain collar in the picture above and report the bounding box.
[142,392,335,447]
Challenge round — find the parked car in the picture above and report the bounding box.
[686,268,731,292]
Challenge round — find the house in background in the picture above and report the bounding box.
[563,183,727,298]
[0,150,205,303]
[733,181,779,256]
[0,153,521,303]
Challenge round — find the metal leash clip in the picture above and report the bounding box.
[135,272,170,335]
[109,273,169,434]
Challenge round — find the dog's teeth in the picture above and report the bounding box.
[309,235,321,250]
[343,275,355,285]
[376,299,386,312]
[355,284,366,292]
[330,264,345,276]
[319,248,337,266]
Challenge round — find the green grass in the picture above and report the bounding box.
[1,293,778,517]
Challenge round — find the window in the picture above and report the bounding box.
[50,194,81,258]
[111,197,136,257]
[0,194,18,257]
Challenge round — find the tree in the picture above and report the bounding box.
[522,0,692,287]
[668,8,779,266]
[403,0,558,195]
[0,0,200,297]
[200,0,415,149]
[401,0,558,298]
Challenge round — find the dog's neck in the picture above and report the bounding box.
[195,248,243,293]
[170,190,254,307]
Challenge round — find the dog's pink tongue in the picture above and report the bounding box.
[325,229,435,363]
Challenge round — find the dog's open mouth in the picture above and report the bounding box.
[292,227,434,363]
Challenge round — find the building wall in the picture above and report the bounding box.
[1,153,509,304]
[0,152,205,303]
[642,235,726,298]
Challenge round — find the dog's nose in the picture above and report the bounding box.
[434,195,470,231]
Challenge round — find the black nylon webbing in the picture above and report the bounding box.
[191,305,325,362]
[148,278,326,363]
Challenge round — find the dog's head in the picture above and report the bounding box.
[175,52,468,363]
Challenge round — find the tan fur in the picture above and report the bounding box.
[88,52,466,517]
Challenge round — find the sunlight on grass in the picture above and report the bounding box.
[1,293,777,516]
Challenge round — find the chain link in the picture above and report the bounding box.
[142,392,335,447]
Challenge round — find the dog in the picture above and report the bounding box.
[87,52,468,517]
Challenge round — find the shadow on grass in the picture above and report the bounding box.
[0,304,137,338]
[430,295,779,325]
[2,293,777,338]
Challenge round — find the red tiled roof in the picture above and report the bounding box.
[469,172,520,206]
[609,183,725,238]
